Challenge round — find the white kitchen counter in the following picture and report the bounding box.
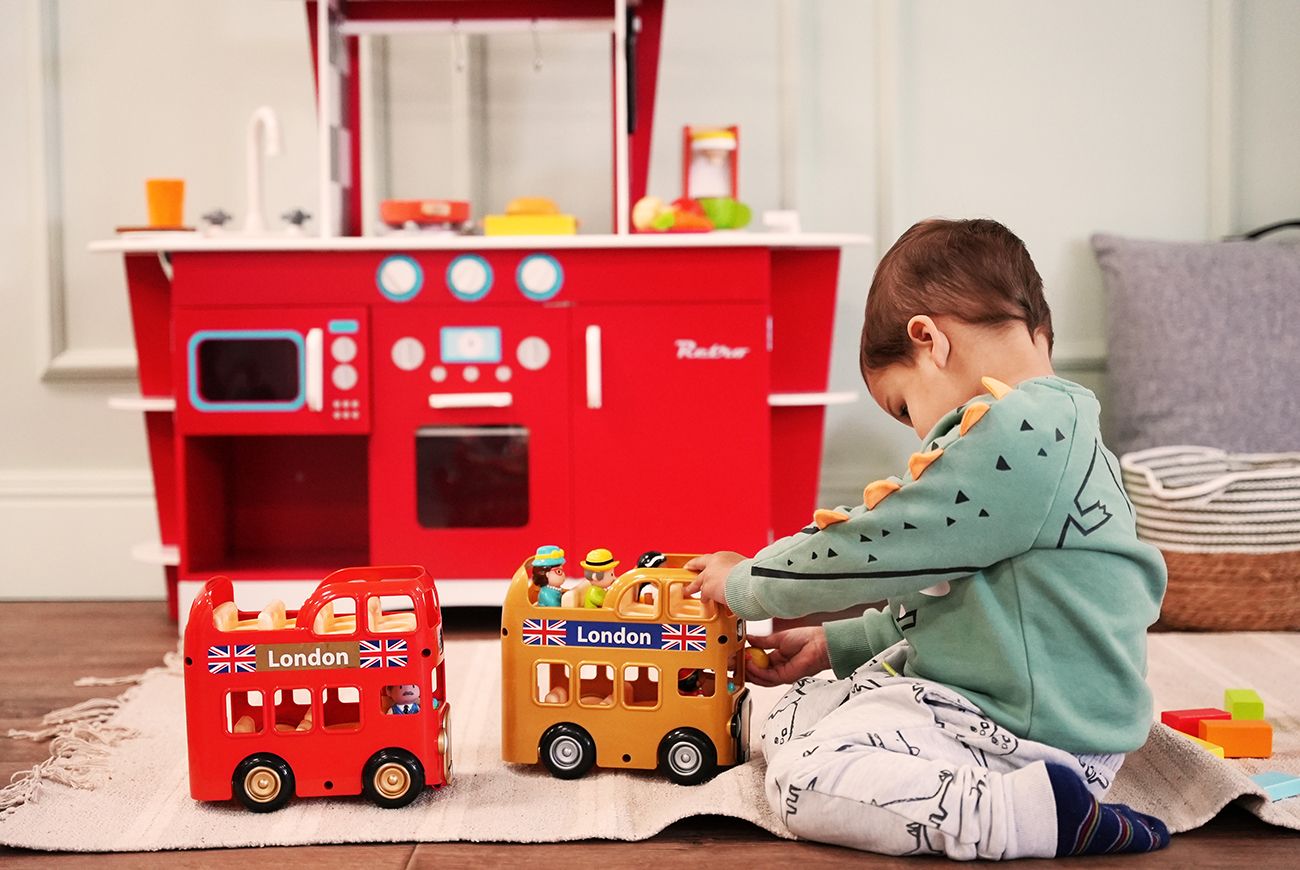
[89,231,871,254]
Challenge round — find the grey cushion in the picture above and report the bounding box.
[1092,233,1300,455]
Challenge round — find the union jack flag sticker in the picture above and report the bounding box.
[661,623,707,652]
[207,644,257,674]
[521,618,567,646]
[360,637,409,668]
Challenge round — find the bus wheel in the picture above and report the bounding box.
[438,704,453,785]
[539,723,596,780]
[362,748,426,809]
[658,729,718,786]
[232,754,295,813]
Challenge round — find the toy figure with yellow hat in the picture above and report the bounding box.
[531,545,566,607]
[580,548,621,608]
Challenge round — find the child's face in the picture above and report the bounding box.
[867,359,980,440]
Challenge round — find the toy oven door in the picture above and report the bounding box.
[369,306,571,578]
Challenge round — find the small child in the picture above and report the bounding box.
[687,219,1169,860]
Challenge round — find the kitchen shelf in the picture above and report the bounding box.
[109,395,176,413]
[130,541,180,566]
[768,391,859,407]
[90,232,871,255]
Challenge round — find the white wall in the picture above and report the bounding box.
[3,0,1297,598]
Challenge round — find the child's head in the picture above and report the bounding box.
[861,218,1054,438]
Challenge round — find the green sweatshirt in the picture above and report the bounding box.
[725,376,1166,754]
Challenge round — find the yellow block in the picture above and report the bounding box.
[1176,731,1225,758]
[483,213,578,236]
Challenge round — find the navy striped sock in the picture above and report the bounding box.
[1045,762,1170,856]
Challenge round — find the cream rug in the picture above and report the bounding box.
[1,634,1298,852]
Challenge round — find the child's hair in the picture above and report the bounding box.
[860,218,1053,374]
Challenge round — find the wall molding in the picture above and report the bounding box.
[0,468,154,500]
[30,0,139,383]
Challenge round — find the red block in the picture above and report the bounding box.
[1161,708,1232,736]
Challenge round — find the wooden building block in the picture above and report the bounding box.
[1250,771,1300,802]
[1174,732,1225,758]
[1199,718,1273,758]
[1161,707,1231,736]
[1224,688,1265,720]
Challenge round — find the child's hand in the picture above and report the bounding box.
[744,627,831,687]
[683,551,746,604]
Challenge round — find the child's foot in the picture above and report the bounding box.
[1045,762,1170,856]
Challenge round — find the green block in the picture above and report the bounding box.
[1225,688,1265,720]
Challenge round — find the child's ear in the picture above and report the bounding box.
[906,315,951,368]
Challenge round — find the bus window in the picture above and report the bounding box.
[666,582,715,621]
[312,597,357,636]
[616,581,660,620]
[535,661,572,705]
[273,688,314,732]
[225,690,264,734]
[622,665,660,709]
[322,686,361,731]
[676,668,716,698]
[367,594,417,634]
[381,684,422,716]
[578,663,615,708]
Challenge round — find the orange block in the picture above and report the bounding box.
[1199,718,1273,758]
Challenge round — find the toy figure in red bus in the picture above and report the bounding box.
[581,548,620,608]
[385,684,421,715]
[532,545,566,607]
[182,565,452,812]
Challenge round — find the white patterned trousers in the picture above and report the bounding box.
[763,641,1123,860]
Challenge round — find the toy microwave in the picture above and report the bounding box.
[174,307,370,434]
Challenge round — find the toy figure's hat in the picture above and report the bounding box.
[581,548,620,572]
[534,545,565,567]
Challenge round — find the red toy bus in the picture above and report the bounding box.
[182,565,451,812]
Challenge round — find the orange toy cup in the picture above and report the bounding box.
[146,178,185,227]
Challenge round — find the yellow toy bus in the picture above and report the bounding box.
[500,551,752,785]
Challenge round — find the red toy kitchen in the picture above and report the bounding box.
[93,0,868,619]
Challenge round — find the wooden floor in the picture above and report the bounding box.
[2,601,1297,868]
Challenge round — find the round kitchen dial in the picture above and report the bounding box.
[516,336,551,371]
[376,255,423,302]
[446,254,493,302]
[390,337,426,371]
[516,253,563,301]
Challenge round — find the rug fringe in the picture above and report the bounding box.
[1,724,139,815]
[0,651,177,816]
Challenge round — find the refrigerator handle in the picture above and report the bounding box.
[585,324,603,409]
[305,327,324,412]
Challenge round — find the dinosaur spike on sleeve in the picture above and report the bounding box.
[863,479,902,510]
[980,376,1013,400]
[959,402,990,436]
[908,448,944,481]
[813,508,850,529]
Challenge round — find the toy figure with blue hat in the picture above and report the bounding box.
[531,545,566,607]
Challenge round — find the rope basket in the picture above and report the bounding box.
[1120,446,1300,630]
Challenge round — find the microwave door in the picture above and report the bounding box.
[193,333,304,409]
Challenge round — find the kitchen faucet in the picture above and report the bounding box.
[243,106,282,235]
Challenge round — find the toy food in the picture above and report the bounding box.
[485,197,577,235]
[698,196,752,230]
[379,199,470,230]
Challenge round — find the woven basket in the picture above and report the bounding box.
[1120,446,1300,630]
